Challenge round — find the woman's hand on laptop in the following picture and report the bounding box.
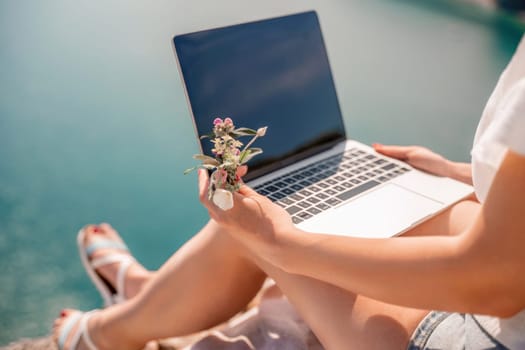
[197,169,299,259]
[373,143,449,176]
[373,143,472,185]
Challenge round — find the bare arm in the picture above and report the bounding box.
[445,160,472,185]
[199,150,525,317]
[275,150,525,316]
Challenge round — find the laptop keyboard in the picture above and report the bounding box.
[253,148,410,224]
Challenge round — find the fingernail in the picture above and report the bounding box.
[93,226,100,233]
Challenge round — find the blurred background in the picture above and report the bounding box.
[0,0,523,345]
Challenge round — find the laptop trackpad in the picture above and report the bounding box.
[299,184,442,238]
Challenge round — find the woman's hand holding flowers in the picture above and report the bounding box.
[198,168,298,261]
[185,117,267,211]
[187,117,298,260]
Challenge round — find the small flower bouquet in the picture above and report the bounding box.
[185,117,267,210]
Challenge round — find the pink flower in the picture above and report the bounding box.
[213,169,228,186]
[213,118,223,125]
[224,117,233,125]
[256,127,267,137]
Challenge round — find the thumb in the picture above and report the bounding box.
[373,144,411,161]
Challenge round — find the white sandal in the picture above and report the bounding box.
[57,310,99,350]
[77,228,135,307]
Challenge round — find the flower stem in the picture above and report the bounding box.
[241,134,259,154]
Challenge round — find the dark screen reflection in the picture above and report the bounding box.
[174,11,346,180]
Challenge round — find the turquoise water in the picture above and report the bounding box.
[0,0,522,345]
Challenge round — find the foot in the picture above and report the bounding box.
[52,309,103,350]
[84,223,151,301]
[53,309,151,350]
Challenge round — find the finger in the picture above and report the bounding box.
[198,169,210,204]
[238,184,261,197]
[373,144,411,160]
[236,165,248,178]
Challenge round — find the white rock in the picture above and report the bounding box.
[212,188,234,211]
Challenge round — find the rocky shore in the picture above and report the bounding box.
[1,336,181,350]
[1,337,56,350]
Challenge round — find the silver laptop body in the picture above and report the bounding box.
[172,11,473,238]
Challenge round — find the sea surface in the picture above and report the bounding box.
[0,0,523,345]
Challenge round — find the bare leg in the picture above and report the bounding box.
[54,200,479,350]
[218,200,480,349]
[85,220,267,349]
[85,219,268,304]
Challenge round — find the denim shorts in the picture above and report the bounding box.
[407,311,509,350]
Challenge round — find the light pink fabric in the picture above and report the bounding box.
[188,297,321,350]
[159,295,322,350]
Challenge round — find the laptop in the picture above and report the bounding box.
[172,11,473,238]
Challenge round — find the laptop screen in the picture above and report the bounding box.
[174,11,346,181]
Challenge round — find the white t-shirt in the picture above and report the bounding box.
[471,34,525,349]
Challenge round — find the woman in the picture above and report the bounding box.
[53,34,525,349]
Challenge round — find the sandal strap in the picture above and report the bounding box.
[90,254,135,302]
[85,239,128,257]
[80,311,99,350]
[90,253,135,269]
[115,258,133,304]
[58,312,83,350]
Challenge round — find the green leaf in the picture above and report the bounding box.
[193,154,219,166]
[201,164,217,170]
[220,161,236,169]
[184,163,217,175]
[183,166,197,175]
[239,147,263,164]
[248,147,263,155]
[199,133,215,140]
[230,127,257,137]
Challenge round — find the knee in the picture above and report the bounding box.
[203,220,253,261]
[205,220,239,246]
